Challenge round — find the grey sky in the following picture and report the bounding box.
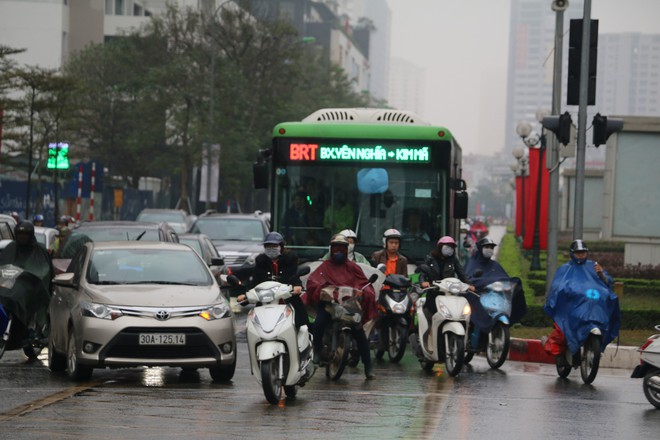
[387,0,660,155]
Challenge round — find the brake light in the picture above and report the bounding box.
[640,338,654,351]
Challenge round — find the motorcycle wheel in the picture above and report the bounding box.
[642,370,660,409]
[486,323,510,370]
[444,332,465,377]
[260,358,282,405]
[464,351,475,365]
[387,324,408,363]
[66,328,93,381]
[347,337,360,367]
[326,329,350,381]
[580,334,601,384]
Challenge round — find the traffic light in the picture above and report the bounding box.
[568,19,599,105]
[592,113,623,147]
[542,112,572,146]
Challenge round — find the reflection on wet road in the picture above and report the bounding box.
[1,346,659,439]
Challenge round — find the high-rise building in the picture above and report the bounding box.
[387,57,424,115]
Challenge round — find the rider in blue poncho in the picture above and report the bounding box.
[544,239,620,356]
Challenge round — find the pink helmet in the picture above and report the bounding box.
[437,236,457,247]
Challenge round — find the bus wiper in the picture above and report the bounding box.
[135,231,147,241]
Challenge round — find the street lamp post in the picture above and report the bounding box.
[511,147,528,240]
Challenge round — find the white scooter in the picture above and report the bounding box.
[410,277,472,376]
[240,268,315,404]
[631,324,660,409]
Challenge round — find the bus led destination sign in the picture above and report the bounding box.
[289,143,430,163]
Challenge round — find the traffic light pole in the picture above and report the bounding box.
[547,5,565,294]
[573,0,592,240]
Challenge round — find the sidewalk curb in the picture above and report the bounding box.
[508,338,641,370]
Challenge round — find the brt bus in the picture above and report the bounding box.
[254,108,468,264]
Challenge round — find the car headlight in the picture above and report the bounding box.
[80,301,122,320]
[199,303,231,320]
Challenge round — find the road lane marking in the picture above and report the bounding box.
[0,380,103,423]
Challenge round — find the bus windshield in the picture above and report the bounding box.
[272,139,452,263]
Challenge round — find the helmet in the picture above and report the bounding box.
[10,211,20,222]
[15,221,35,237]
[58,215,69,225]
[34,214,44,223]
[330,234,349,246]
[338,229,357,240]
[263,232,284,246]
[382,228,402,247]
[570,239,589,253]
[477,237,496,248]
[437,236,457,247]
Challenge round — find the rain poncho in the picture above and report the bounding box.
[304,259,378,323]
[0,237,53,335]
[544,259,620,354]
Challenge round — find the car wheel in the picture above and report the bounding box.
[48,333,66,372]
[66,328,93,381]
[209,357,236,382]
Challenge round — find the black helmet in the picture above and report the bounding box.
[15,221,35,237]
[263,232,284,246]
[477,237,496,248]
[570,239,589,253]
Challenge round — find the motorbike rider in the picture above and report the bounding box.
[370,229,408,276]
[0,221,53,342]
[33,214,45,227]
[544,239,617,362]
[237,232,309,329]
[464,237,509,290]
[305,234,378,379]
[53,215,71,254]
[419,236,474,316]
[321,229,370,264]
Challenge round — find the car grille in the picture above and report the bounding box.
[99,327,220,362]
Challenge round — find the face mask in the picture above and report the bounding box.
[331,252,346,264]
[441,245,454,257]
[482,248,494,259]
[264,247,281,259]
[348,243,355,254]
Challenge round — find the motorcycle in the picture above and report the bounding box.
[631,325,660,409]
[369,273,415,363]
[554,327,603,384]
[318,273,379,381]
[464,279,516,369]
[0,264,48,360]
[410,277,472,376]
[240,267,315,404]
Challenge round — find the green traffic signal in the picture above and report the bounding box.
[47,142,70,170]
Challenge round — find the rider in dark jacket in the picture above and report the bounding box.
[419,236,473,315]
[464,237,509,290]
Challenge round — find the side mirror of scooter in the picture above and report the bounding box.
[376,263,387,273]
[367,273,379,285]
[297,266,311,277]
[416,263,431,274]
[226,275,240,287]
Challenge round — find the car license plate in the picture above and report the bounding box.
[139,333,186,345]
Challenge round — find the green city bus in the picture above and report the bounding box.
[254,108,468,264]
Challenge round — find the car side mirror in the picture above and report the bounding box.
[211,257,224,266]
[53,272,76,288]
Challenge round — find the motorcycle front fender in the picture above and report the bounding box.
[442,321,466,336]
[257,341,287,361]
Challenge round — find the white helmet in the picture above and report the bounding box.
[382,228,402,247]
[339,229,357,240]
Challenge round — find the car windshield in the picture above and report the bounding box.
[179,238,202,255]
[192,218,264,242]
[137,212,185,223]
[59,228,161,259]
[86,248,213,286]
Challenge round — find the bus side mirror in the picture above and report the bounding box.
[253,161,268,189]
[454,191,468,219]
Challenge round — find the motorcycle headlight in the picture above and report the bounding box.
[199,303,231,320]
[462,303,472,318]
[392,303,406,314]
[80,301,122,320]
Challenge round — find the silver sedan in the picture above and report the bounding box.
[48,241,236,382]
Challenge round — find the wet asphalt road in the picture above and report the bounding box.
[1,318,659,440]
